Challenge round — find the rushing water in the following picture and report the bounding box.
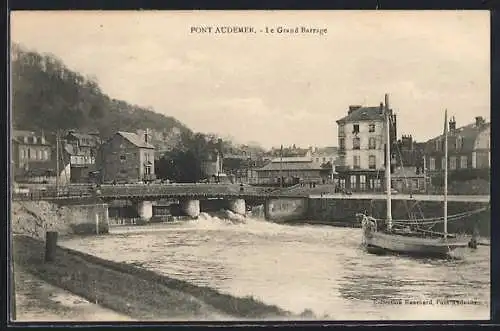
[61,213,490,320]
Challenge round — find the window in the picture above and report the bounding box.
[353,137,360,150]
[120,155,126,161]
[145,166,151,175]
[28,148,31,159]
[456,136,463,150]
[429,157,435,170]
[145,153,150,162]
[460,156,468,169]
[369,155,376,169]
[353,124,360,134]
[350,175,357,188]
[339,125,345,134]
[369,123,375,132]
[449,156,457,170]
[339,138,345,150]
[441,157,446,169]
[360,175,366,190]
[435,139,441,151]
[369,137,376,150]
[353,155,360,169]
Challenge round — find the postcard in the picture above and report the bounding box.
[10,10,491,322]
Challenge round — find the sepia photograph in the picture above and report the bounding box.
[10,10,490,322]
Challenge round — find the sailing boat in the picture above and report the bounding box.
[359,97,471,258]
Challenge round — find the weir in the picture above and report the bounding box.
[180,199,201,218]
[228,198,246,215]
[135,200,153,221]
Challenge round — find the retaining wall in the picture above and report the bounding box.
[12,201,109,238]
[307,198,490,237]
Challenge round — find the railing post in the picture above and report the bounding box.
[44,231,58,262]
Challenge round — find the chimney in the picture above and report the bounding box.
[385,93,390,111]
[449,116,456,132]
[379,102,384,114]
[475,116,485,127]
[348,105,362,115]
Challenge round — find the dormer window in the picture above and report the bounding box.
[435,138,441,151]
[369,123,375,133]
[456,136,463,150]
[353,124,360,134]
[339,125,345,135]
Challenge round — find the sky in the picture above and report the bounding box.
[11,11,490,149]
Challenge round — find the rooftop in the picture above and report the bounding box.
[336,106,388,124]
[257,161,324,172]
[117,131,155,149]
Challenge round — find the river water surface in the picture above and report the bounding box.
[60,214,490,321]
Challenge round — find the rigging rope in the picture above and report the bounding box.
[372,206,488,224]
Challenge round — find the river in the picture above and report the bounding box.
[60,213,490,321]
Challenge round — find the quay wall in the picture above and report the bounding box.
[264,198,309,221]
[12,201,109,238]
[306,198,490,237]
[13,235,293,320]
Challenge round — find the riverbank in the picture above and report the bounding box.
[14,267,133,321]
[13,235,294,321]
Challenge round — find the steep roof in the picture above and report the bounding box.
[256,161,324,171]
[424,122,490,153]
[12,130,51,146]
[313,146,338,155]
[117,131,155,149]
[270,156,311,163]
[336,106,386,123]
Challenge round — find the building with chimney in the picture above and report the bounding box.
[11,130,71,184]
[335,94,397,191]
[63,130,102,183]
[423,116,490,175]
[99,130,156,183]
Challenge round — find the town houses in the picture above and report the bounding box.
[334,95,397,192]
[11,106,490,192]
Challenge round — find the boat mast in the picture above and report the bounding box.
[280,144,283,188]
[444,109,448,237]
[56,130,59,196]
[385,93,392,231]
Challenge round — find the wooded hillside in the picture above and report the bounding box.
[11,43,191,138]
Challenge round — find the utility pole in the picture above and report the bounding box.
[56,130,59,196]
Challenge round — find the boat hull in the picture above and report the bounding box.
[363,230,469,258]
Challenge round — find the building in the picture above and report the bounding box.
[11,130,72,185]
[201,150,224,181]
[255,156,330,186]
[391,166,427,194]
[311,146,339,173]
[99,131,156,183]
[335,94,397,191]
[423,116,490,176]
[63,130,101,183]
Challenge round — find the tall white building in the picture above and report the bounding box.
[335,94,397,191]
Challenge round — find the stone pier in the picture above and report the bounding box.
[136,201,153,221]
[228,198,246,215]
[180,199,200,218]
[264,198,308,221]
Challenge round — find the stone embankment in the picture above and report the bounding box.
[11,200,307,321]
[13,235,293,321]
[12,201,109,239]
